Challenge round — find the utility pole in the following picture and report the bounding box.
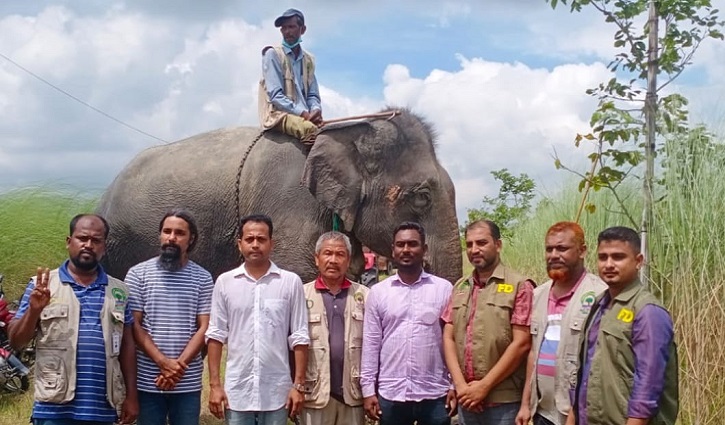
[641,0,658,286]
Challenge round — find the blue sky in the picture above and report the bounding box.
[1,1,724,222]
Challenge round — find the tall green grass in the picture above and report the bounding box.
[501,130,725,424]
[0,187,97,301]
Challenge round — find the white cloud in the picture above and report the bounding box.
[380,57,609,217]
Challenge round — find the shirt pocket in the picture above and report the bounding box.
[565,353,579,388]
[350,308,364,337]
[416,302,443,326]
[304,345,325,401]
[531,320,540,336]
[600,322,634,371]
[39,304,71,342]
[569,313,586,336]
[308,313,322,341]
[451,290,469,309]
[263,298,289,330]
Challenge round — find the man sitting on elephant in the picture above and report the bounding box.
[259,8,322,144]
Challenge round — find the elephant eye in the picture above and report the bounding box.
[411,189,432,209]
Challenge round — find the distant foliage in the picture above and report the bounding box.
[464,169,535,240]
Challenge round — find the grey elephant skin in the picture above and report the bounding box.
[96,109,463,283]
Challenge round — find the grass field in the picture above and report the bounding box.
[0,187,98,301]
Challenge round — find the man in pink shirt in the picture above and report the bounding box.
[360,222,456,425]
[442,220,535,425]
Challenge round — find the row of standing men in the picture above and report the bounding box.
[7,211,678,425]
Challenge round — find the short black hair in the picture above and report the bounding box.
[159,209,199,252]
[393,221,426,245]
[69,214,110,239]
[465,220,501,241]
[597,226,641,253]
[239,214,274,238]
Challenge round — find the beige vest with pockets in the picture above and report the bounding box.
[528,273,607,416]
[258,45,316,129]
[34,269,128,409]
[303,280,368,408]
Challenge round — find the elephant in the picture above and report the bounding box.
[96,108,462,284]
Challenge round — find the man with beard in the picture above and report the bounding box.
[259,8,322,142]
[566,227,678,425]
[8,214,138,425]
[301,231,368,425]
[361,222,456,425]
[442,220,535,425]
[515,222,606,425]
[206,214,309,425]
[124,209,214,425]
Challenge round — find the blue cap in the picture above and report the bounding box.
[274,8,305,27]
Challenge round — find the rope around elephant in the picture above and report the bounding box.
[234,130,267,230]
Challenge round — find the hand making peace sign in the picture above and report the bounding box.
[30,267,51,313]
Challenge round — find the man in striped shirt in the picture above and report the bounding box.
[516,222,606,425]
[126,209,214,425]
[9,214,138,425]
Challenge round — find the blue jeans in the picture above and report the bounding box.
[34,421,113,425]
[137,390,202,425]
[379,396,450,425]
[458,402,519,425]
[225,407,289,425]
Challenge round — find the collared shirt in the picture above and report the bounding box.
[576,291,674,423]
[205,262,310,412]
[315,277,351,401]
[126,258,214,393]
[536,272,585,423]
[263,45,321,116]
[360,271,452,402]
[440,269,534,382]
[15,260,133,422]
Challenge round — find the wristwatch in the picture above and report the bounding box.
[292,382,307,393]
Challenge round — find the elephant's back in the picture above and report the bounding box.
[96,126,299,279]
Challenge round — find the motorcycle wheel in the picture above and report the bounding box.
[3,374,29,392]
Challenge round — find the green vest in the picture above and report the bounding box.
[576,281,679,425]
[450,263,532,404]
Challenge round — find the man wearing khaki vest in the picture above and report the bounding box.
[259,8,322,143]
[301,231,368,425]
[515,222,606,425]
[566,227,678,425]
[442,219,535,425]
[8,214,138,425]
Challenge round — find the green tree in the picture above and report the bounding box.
[464,169,535,240]
[548,0,723,282]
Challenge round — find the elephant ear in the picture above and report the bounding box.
[302,123,371,233]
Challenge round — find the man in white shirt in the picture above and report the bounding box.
[206,214,310,425]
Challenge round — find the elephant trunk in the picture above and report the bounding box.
[425,217,463,284]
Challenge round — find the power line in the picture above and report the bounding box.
[0,51,169,144]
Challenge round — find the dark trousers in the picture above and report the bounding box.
[137,390,202,425]
[379,396,450,425]
[534,413,557,425]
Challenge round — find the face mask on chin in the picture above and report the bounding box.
[282,37,302,49]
